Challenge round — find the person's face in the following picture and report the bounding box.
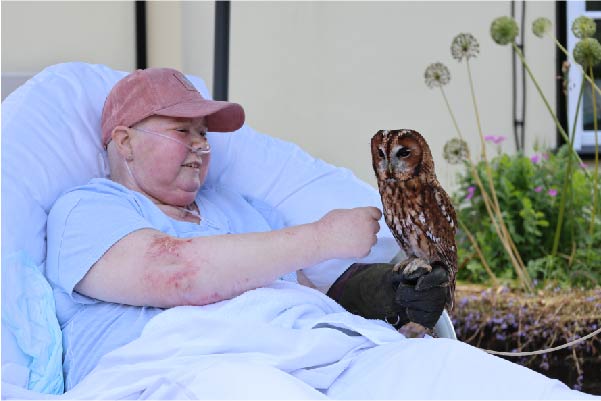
[127,115,210,206]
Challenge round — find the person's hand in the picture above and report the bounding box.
[326,260,449,330]
[316,207,381,259]
[392,264,449,329]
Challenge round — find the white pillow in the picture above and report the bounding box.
[2,63,126,265]
[1,62,397,393]
[1,251,64,394]
[1,61,397,285]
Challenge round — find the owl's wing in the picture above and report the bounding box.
[426,183,457,263]
[433,183,457,237]
[425,181,458,310]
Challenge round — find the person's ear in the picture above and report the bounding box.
[111,126,134,160]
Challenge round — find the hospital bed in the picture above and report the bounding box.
[1,62,455,397]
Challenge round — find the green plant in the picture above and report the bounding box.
[453,145,601,289]
[428,15,601,290]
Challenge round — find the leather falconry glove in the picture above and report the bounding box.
[327,262,449,329]
[394,262,449,329]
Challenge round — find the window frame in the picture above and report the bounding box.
[566,1,601,154]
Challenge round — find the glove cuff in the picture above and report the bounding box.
[326,263,367,301]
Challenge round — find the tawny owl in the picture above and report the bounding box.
[371,129,457,311]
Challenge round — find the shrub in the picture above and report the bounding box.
[453,145,601,289]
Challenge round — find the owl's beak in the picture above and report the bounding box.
[387,162,393,175]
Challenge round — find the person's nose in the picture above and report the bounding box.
[189,132,209,153]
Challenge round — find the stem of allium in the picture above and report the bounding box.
[544,32,600,258]
[466,59,533,292]
[548,33,601,99]
[513,42,566,139]
[512,42,590,177]
[468,164,533,292]
[440,87,464,140]
[458,218,500,286]
[439,87,512,285]
[439,89,501,238]
[552,77,585,258]
[438,80,531,291]
[588,65,599,252]
[466,60,487,160]
[550,34,569,57]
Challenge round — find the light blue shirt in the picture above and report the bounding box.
[45,178,290,389]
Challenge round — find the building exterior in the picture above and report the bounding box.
[2,1,565,191]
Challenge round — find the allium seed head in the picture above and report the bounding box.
[532,17,552,38]
[573,37,601,67]
[572,15,596,39]
[450,33,480,62]
[491,16,519,45]
[424,62,451,88]
[443,137,469,164]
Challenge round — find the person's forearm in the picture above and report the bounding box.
[155,223,326,306]
[76,207,380,308]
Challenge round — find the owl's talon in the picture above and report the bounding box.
[391,261,404,274]
[394,258,432,282]
[392,259,410,274]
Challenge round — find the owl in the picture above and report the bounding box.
[371,129,457,311]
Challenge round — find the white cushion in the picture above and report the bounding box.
[2,61,397,283]
[1,62,397,392]
[2,63,126,264]
[1,252,64,394]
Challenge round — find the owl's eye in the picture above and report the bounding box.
[396,148,411,158]
[378,148,386,158]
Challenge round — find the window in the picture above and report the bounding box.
[567,1,601,154]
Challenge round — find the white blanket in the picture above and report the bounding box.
[65,281,402,399]
[3,281,596,400]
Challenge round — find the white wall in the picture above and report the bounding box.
[229,1,557,191]
[2,0,558,193]
[0,1,216,104]
[1,1,136,73]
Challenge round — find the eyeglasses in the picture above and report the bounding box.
[130,126,211,156]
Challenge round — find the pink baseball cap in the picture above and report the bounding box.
[101,67,245,146]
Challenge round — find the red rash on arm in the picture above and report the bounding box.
[142,236,223,306]
[145,236,193,259]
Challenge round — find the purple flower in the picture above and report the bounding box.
[465,185,476,200]
[580,162,587,169]
[484,135,506,144]
[530,154,541,164]
[534,186,543,193]
[548,188,558,197]
[543,153,549,160]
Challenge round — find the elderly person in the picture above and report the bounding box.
[45,68,593,399]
